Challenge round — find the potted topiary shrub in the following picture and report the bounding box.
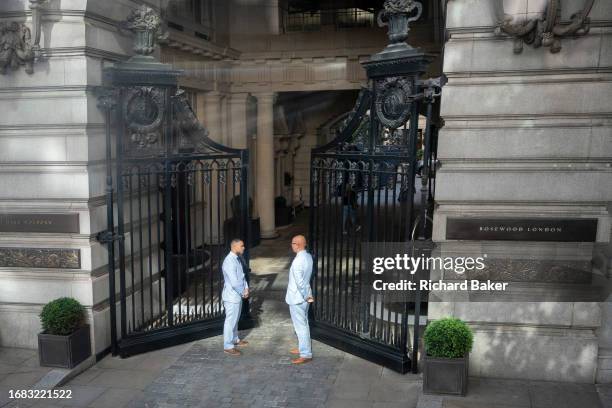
[38,297,91,368]
[423,317,473,396]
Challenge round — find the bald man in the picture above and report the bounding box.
[286,235,314,364]
[222,239,249,356]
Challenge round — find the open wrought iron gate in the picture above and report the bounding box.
[308,2,443,374]
[96,10,251,357]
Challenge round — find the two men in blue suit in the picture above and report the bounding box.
[222,235,314,364]
[286,234,314,364]
[222,239,249,356]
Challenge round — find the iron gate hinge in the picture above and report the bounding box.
[96,230,124,244]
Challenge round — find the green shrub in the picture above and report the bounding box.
[40,297,85,335]
[423,317,473,359]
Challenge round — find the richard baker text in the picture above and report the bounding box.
[372,279,508,291]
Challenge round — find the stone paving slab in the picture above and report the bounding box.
[597,385,612,408]
[416,378,606,408]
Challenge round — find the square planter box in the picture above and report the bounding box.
[38,325,91,369]
[423,354,468,396]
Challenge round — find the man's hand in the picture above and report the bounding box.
[242,288,249,299]
[306,296,314,303]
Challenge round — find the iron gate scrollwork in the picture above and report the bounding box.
[96,6,251,357]
[308,0,444,373]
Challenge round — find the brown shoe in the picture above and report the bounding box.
[289,348,300,355]
[291,357,312,365]
[234,340,249,347]
[224,348,241,356]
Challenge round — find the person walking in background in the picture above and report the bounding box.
[342,183,361,234]
[286,235,314,365]
[222,239,249,356]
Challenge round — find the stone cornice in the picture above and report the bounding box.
[447,23,612,38]
[441,113,612,122]
[445,68,612,80]
[163,30,240,60]
[41,46,127,61]
[437,163,612,173]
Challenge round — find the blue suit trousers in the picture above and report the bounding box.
[223,301,242,349]
[289,302,312,358]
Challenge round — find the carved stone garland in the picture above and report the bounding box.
[0,22,34,75]
[494,0,594,54]
[0,0,49,75]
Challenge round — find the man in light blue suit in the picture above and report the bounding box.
[286,234,314,364]
[222,239,249,356]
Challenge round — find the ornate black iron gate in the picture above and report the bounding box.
[308,1,443,373]
[97,6,251,357]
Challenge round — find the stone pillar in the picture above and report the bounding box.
[196,92,207,123]
[220,94,229,145]
[229,93,249,149]
[254,92,277,238]
[202,91,222,143]
[201,91,227,243]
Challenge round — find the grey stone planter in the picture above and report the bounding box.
[38,325,91,368]
[423,354,469,396]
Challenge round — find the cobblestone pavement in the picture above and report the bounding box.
[126,214,377,408]
[129,308,344,408]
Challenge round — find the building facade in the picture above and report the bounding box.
[0,0,610,384]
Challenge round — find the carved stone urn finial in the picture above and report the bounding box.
[378,0,423,45]
[124,5,164,56]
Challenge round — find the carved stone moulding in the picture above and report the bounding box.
[0,247,81,269]
[443,258,592,284]
[494,0,595,54]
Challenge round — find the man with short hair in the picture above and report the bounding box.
[222,239,249,356]
[286,234,314,364]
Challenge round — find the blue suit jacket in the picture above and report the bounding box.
[222,252,248,303]
[285,250,313,305]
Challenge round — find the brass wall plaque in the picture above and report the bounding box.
[0,213,79,233]
[446,218,598,242]
[0,248,80,269]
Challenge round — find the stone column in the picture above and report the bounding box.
[201,91,226,243]
[202,91,222,143]
[195,92,207,123]
[254,92,277,238]
[228,93,249,149]
[220,94,229,145]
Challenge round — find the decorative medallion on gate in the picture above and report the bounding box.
[375,77,412,129]
[124,86,165,150]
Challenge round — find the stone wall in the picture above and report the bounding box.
[0,0,140,354]
[432,0,612,383]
